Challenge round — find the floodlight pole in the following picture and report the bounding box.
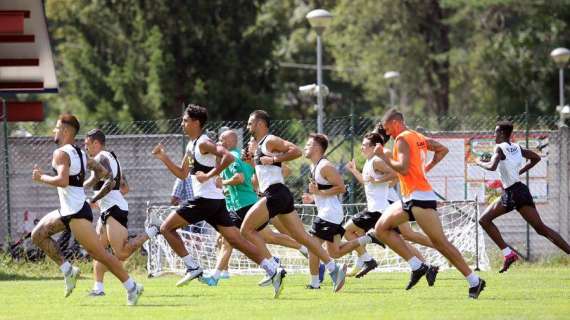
[316,29,324,134]
[1,97,11,241]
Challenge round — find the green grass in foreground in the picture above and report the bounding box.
[0,264,569,320]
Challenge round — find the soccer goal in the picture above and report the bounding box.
[144,201,489,277]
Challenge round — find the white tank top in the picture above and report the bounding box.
[254,135,285,193]
[362,156,389,212]
[95,151,128,212]
[56,144,87,216]
[187,134,224,199]
[497,142,523,188]
[311,158,343,224]
[387,185,399,203]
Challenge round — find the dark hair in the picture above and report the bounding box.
[250,110,270,128]
[381,108,404,123]
[86,128,106,145]
[184,104,208,127]
[58,113,80,135]
[497,120,514,138]
[363,132,384,146]
[373,123,390,145]
[308,133,329,153]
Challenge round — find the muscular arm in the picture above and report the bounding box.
[223,173,244,186]
[37,150,70,188]
[120,174,129,194]
[519,148,541,175]
[87,158,116,203]
[316,164,346,196]
[153,144,191,180]
[346,160,365,184]
[266,136,302,163]
[371,158,397,184]
[375,138,411,175]
[199,140,235,178]
[475,146,503,171]
[425,138,449,173]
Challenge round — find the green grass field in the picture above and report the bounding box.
[1,259,569,320]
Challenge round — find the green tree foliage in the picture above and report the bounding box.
[45,0,281,121]
[40,0,570,123]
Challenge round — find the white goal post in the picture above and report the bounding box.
[144,201,489,277]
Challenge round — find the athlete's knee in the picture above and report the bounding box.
[328,248,341,259]
[31,226,48,246]
[262,232,278,244]
[114,249,131,261]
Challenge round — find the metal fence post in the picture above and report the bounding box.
[349,105,355,204]
[475,195,480,271]
[525,103,530,259]
[1,97,10,242]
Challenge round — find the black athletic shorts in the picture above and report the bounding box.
[229,204,255,229]
[501,182,535,212]
[60,202,93,230]
[352,210,382,231]
[176,197,234,231]
[310,217,345,242]
[100,205,128,229]
[263,183,295,219]
[402,200,437,222]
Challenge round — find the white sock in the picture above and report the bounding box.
[360,252,373,262]
[122,277,136,292]
[466,272,480,288]
[325,261,336,273]
[502,247,513,257]
[299,246,309,256]
[93,281,104,293]
[357,235,372,246]
[407,256,423,271]
[260,258,277,277]
[212,269,222,280]
[182,254,199,269]
[145,226,159,238]
[310,275,320,288]
[59,261,72,275]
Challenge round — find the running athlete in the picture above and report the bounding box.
[302,133,381,289]
[31,113,143,305]
[152,105,285,298]
[240,110,347,293]
[374,108,486,299]
[200,129,309,286]
[476,120,570,272]
[83,129,159,296]
[344,132,436,279]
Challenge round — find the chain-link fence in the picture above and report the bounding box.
[1,113,568,260]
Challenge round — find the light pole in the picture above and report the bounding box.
[306,9,332,133]
[384,71,400,108]
[550,47,570,127]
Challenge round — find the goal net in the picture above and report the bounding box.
[144,201,489,277]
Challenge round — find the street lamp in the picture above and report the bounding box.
[384,71,400,108]
[306,9,333,133]
[550,47,570,127]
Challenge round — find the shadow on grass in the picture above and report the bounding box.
[0,271,61,281]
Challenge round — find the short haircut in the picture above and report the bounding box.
[185,104,208,127]
[363,132,384,146]
[58,113,80,135]
[250,110,270,128]
[86,128,106,145]
[497,120,514,138]
[381,108,404,123]
[309,133,329,153]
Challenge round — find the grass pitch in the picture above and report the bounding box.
[0,261,569,320]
